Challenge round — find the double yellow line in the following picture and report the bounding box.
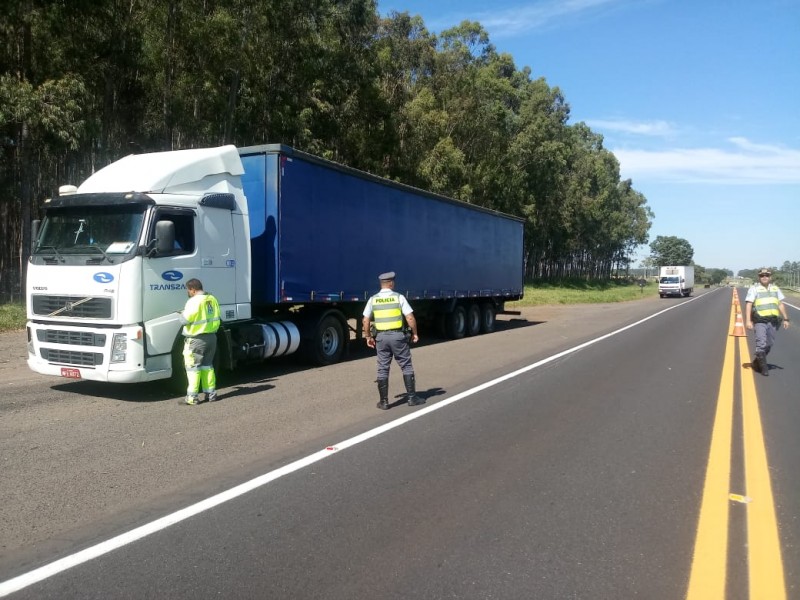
[686,302,785,599]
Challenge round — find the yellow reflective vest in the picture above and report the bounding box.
[370,293,403,331]
[182,292,221,336]
[751,284,781,319]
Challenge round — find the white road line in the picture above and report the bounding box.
[0,293,710,597]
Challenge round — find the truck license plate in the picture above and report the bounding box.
[60,368,81,379]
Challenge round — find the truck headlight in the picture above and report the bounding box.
[111,333,127,363]
[27,326,34,356]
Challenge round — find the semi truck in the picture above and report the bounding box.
[25,144,524,386]
[658,265,694,297]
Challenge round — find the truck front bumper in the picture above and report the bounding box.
[26,322,172,383]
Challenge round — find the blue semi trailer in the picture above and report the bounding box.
[26,144,523,384]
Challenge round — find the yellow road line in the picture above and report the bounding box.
[686,327,735,600]
[738,335,786,600]
[688,302,787,599]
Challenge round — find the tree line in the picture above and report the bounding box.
[0,0,653,301]
[643,236,797,287]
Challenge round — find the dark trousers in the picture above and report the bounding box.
[375,330,414,379]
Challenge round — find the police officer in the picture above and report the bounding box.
[745,267,790,376]
[362,271,424,409]
[179,278,221,404]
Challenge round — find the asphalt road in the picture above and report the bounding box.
[1,289,799,598]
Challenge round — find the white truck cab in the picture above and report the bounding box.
[26,146,251,383]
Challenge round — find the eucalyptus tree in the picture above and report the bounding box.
[507,77,571,278]
[0,1,96,299]
[372,11,436,181]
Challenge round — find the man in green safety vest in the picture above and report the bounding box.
[179,278,221,404]
[362,271,424,410]
[745,268,791,376]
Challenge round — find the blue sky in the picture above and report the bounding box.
[377,0,800,274]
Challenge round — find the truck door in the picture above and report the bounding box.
[195,205,237,309]
[142,208,201,323]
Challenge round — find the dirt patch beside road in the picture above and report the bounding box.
[0,329,43,385]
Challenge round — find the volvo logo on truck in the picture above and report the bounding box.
[161,270,183,282]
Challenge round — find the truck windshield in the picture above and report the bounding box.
[35,206,145,261]
[660,276,680,284]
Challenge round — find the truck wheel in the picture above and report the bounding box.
[445,305,467,339]
[466,303,481,336]
[480,303,496,334]
[306,315,345,365]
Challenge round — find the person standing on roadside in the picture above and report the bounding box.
[362,271,424,410]
[745,267,791,376]
[179,278,221,404]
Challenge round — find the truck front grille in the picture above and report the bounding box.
[31,295,112,319]
[40,348,103,367]
[37,329,106,347]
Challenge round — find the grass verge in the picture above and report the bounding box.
[0,303,26,333]
[508,279,660,307]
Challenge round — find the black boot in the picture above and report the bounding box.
[756,352,769,376]
[403,373,425,406]
[377,379,389,409]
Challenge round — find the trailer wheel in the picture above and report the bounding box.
[307,315,345,365]
[466,303,481,336]
[445,305,467,339]
[480,303,496,334]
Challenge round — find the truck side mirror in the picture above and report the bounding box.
[155,220,176,255]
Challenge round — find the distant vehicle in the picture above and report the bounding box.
[659,266,694,298]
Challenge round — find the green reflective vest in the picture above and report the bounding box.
[752,284,780,319]
[371,293,403,331]
[182,292,221,336]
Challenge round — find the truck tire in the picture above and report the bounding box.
[466,303,481,336]
[305,314,346,365]
[480,303,496,334]
[445,305,467,339]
